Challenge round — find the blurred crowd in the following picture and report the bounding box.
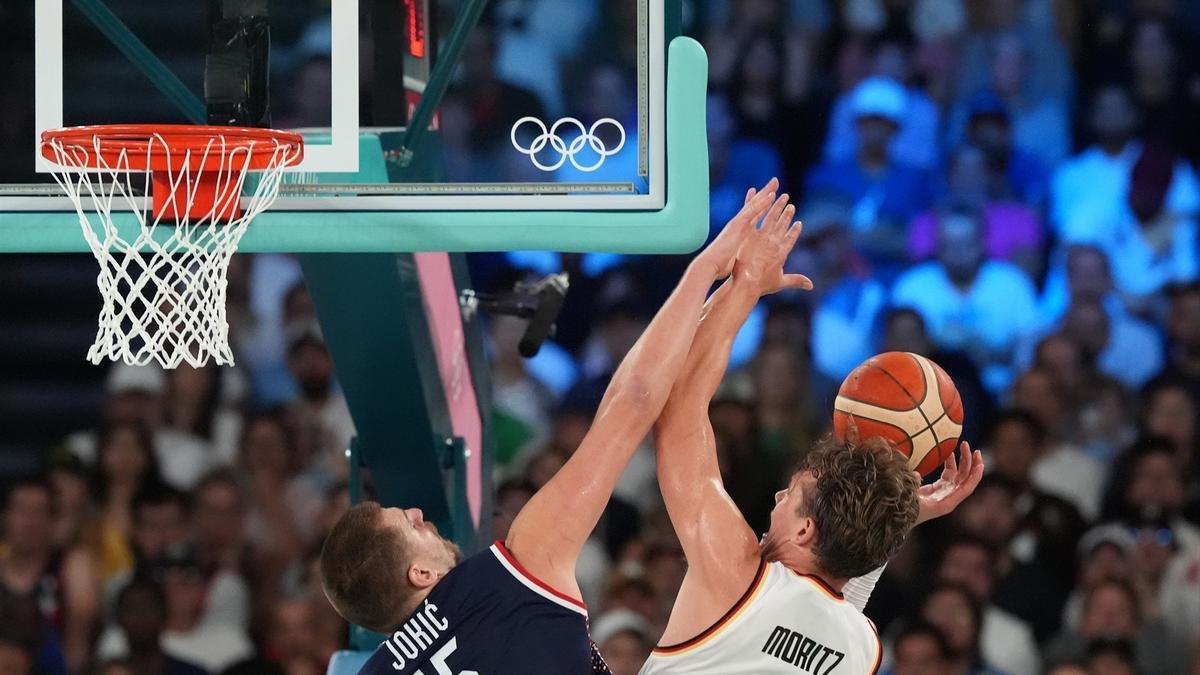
[0,284,357,675]
[460,1,1200,674]
[5,1,1200,675]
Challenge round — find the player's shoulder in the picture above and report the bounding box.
[487,540,589,616]
[435,541,589,619]
[399,542,589,622]
[767,564,875,623]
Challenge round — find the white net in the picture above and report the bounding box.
[43,131,301,368]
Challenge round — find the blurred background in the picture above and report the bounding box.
[2,1,1200,674]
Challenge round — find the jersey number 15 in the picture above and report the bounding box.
[414,637,479,675]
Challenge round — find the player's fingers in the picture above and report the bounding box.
[772,203,796,236]
[732,188,775,233]
[942,446,959,482]
[742,187,776,226]
[763,194,789,233]
[970,449,985,482]
[786,217,804,243]
[779,217,803,252]
[781,274,813,291]
[746,179,777,216]
[956,442,972,483]
[735,180,776,219]
[953,451,983,499]
[770,207,796,249]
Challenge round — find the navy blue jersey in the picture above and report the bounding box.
[358,542,610,675]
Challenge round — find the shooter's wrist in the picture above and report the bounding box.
[728,272,765,306]
[687,254,724,283]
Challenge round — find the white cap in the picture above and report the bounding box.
[1077,524,1137,561]
[850,76,907,123]
[106,363,167,396]
[590,609,653,647]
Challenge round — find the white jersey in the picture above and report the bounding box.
[640,560,882,675]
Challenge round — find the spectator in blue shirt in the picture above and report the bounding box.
[1051,84,1200,245]
[960,91,1052,207]
[1060,298,1164,392]
[1108,144,1199,309]
[806,76,936,275]
[892,205,1038,393]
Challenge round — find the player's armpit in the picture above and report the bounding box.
[657,556,768,650]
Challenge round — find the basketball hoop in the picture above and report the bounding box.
[41,124,304,368]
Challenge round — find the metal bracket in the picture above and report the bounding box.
[457,273,569,357]
[70,0,207,123]
[395,0,491,166]
[442,436,469,469]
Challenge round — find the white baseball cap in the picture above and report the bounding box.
[850,76,908,123]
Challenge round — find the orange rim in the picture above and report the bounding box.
[40,124,304,172]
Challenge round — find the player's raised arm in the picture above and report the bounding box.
[505,180,781,599]
[654,191,809,624]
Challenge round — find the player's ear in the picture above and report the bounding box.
[793,516,817,548]
[407,562,439,589]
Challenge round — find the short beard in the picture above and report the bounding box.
[444,538,464,565]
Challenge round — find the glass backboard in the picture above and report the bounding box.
[0,0,680,212]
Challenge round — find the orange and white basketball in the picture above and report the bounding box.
[832,352,963,477]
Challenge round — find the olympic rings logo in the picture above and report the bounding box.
[510,117,626,172]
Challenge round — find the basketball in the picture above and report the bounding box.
[832,352,964,477]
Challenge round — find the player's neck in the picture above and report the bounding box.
[383,594,439,637]
[396,584,439,625]
[788,566,848,594]
[765,548,848,593]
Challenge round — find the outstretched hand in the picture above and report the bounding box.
[731,187,813,296]
[915,442,985,525]
[695,178,779,280]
